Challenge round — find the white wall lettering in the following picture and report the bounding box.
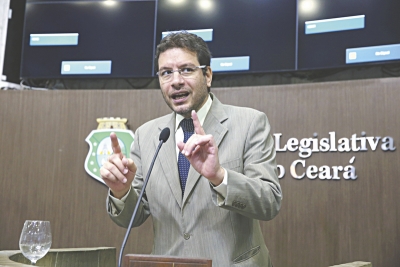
[274,132,394,180]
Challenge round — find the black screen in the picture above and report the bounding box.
[21,0,156,79]
[297,0,400,70]
[156,0,296,74]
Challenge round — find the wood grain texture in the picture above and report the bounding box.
[124,254,212,267]
[1,77,399,267]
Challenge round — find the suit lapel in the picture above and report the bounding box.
[182,95,228,205]
[155,113,183,208]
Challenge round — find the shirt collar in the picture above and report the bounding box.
[175,94,212,132]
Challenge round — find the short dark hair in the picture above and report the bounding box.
[154,31,212,72]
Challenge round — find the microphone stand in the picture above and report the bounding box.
[118,135,168,267]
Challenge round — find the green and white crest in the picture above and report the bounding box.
[85,118,134,184]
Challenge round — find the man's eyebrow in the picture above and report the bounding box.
[179,63,196,68]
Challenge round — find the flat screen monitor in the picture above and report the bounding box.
[297,0,400,70]
[20,0,156,79]
[156,0,297,74]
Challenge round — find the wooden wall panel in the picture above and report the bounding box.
[1,77,399,267]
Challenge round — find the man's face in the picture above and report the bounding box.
[158,48,212,118]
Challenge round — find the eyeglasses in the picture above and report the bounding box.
[156,65,206,83]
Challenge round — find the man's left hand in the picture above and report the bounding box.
[177,110,225,186]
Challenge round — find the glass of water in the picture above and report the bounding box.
[19,220,52,265]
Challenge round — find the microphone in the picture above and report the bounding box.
[159,127,170,143]
[118,127,170,267]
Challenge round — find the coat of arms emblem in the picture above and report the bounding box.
[85,117,134,184]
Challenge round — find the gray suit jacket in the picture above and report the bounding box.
[108,94,282,266]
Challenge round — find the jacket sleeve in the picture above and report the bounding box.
[211,111,282,221]
[107,127,151,228]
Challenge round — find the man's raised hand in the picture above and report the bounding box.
[100,132,137,199]
[177,110,224,186]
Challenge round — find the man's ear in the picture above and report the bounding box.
[205,66,213,88]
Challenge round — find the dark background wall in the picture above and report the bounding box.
[1,77,399,267]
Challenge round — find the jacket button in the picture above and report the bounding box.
[184,233,190,240]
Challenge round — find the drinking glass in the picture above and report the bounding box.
[19,220,52,265]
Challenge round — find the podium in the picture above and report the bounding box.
[123,254,212,267]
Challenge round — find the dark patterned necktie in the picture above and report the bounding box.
[178,118,194,195]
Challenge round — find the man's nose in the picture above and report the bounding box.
[170,71,185,85]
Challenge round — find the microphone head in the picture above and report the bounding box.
[159,127,170,143]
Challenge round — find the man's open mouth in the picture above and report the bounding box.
[172,92,189,100]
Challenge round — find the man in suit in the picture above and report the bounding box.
[101,31,282,266]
